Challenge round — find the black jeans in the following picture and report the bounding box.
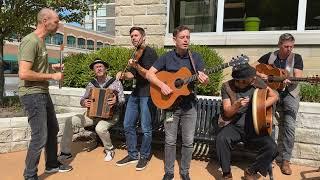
[20,93,59,178]
[216,124,277,176]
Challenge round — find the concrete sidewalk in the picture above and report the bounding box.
[0,141,319,180]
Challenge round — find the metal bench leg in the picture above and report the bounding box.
[268,163,274,180]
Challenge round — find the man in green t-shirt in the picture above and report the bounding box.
[18,8,72,180]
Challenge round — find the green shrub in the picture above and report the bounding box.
[63,45,224,96]
[300,84,320,102]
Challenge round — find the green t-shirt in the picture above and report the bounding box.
[18,32,50,96]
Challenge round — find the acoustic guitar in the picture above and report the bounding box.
[256,64,320,90]
[150,55,249,109]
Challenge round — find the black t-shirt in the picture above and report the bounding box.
[152,50,205,109]
[221,80,256,136]
[128,46,158,96]
[258,52,303,70]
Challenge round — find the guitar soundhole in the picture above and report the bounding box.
[174,79,184,89]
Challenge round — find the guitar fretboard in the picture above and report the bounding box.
[184,62,234,84]
[269,76,314,83]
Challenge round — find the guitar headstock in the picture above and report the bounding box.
[229,54,250,68]
[307,75,320,85]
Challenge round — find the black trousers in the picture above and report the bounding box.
[215,124,277,176]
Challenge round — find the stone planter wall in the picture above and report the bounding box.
[1,87,320,167]
[0,112,80,153]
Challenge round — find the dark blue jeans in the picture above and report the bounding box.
[123,95,155,159]
[20,93,59,178]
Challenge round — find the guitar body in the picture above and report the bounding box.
[150,54,250,109]
[150,67,192,109]
[252,88,273,136]
[256,64,287,90]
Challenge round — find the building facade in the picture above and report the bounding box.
[83,0,116,35]
[114,0,320,76]
[3,23,114,74]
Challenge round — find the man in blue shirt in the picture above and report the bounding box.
[146,25,209,180]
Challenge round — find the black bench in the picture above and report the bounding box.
[109,96,274,180]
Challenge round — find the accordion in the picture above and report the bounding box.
[87,88,116,119]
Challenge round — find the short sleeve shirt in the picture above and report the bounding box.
[258,52,303,70]
[128,46,158,96]
[18,32,50,96]
[152,50,205,109]
[221,80,256,136]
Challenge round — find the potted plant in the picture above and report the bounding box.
[244,0,261,31]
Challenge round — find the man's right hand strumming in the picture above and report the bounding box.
[257,72,268,80]
[160,83,173,95]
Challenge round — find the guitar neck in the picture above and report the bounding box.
[184,62,231,84]
[269,76,310,83]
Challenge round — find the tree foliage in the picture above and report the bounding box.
[0,0,105,104]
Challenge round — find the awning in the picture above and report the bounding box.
[3,54,17,62]
[2,54,59,64]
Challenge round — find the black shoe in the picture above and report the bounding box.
[45,163,73,173]
[162,173,174,180]
[136,157,149,171]
[25,175,39,180]
[116,155,138,167]
[58,152,73,160]
[180,173,190,180]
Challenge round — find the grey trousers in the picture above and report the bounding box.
[275,92,300,161]
[164,105,197,175]
[60,112,118,153]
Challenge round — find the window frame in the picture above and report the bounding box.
[165,0,320,45]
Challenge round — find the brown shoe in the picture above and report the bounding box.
[281,160,292,175]
[221,172,232,180]
[244,169,257,180]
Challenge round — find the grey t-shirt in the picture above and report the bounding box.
[221,80,256,135]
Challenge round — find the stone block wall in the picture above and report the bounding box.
[0,113,79,153]
[1,87,320,167]
[115,0,167,47]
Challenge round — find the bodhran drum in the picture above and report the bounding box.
[87,88,116,119]
[252,88,273,136]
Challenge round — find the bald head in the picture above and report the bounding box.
[37,8,58,24]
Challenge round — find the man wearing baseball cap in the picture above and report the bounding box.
[216,64,278,180]
[59,58,125,162]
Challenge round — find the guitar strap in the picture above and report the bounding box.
[188,50,199,76]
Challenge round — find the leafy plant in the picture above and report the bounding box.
[300,84,320,102]
[63,45,224,96]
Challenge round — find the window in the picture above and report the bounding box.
[67,36,76,47]
[168,0,305,33]
[85,7,93,21]
[96,19,115,35]
[87,40,94,50]
[169,0,217,33]
[106,4,115,17]
[84,22,93,30]
[77,38,86,49]
[97,41,104,50]
[97,5,107,17]
[45,36,52,44]
[53,33,63,45]
[223,0,299,31]
[305,0,320,30]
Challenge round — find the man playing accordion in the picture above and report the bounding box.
[59,58,125,162]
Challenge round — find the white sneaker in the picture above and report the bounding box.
[104,150,115,162]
